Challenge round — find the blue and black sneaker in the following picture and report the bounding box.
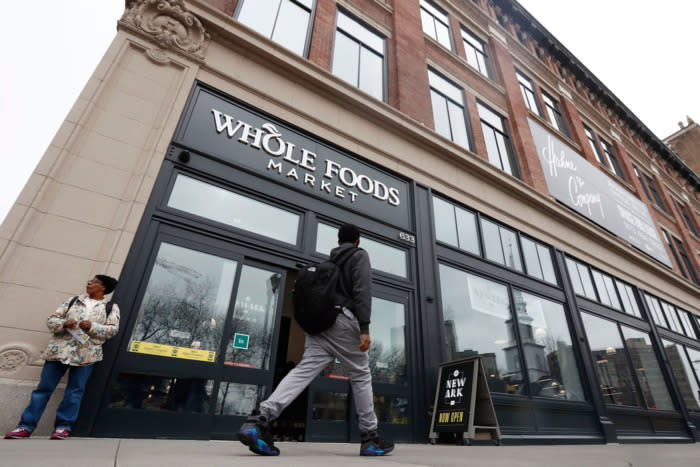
[360,430,394,456]
[237,412,280,456]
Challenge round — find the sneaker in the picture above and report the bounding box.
[50,428,70,440]
[4,428,31,439]
[360,430,394,456]
[236,412,280,456]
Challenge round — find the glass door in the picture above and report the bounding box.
[93,226,286,439]
[305,285,412,442]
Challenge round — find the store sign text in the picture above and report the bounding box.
[211,109,401,207]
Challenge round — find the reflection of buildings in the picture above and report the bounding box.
[625,338,672,409]
[664,344,700,411]
[503,294,547,385]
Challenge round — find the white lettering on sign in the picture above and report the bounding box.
[212,108,401,207]
[443,370,466,406]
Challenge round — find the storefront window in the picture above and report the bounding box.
[481,218,523,272]
[369,297,406,385]
[512,291,585,401]
[374,395,409,424]
[615,280,642,318]
[520,236,557,284]
[109,373,213,413]
[591,269,621,310]
[216,382,267,416]
[581,313,642,407]
[662,341,700,412]
[312,392,348,421]
[439,264,523,394]
[565,257,596,300]
[620,326,674,410]
[224,266,282,369]
[316,223,407,277]
[168,174,300,245]
[643,294,668,328]
[128,243,238,363]
[432,196,479,255]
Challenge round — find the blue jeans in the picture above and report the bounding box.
[18,360,94,433]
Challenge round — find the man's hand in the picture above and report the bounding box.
[79,320,92,332]
[359,334,371,352]
[63,319,77,330]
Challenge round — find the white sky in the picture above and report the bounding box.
[0,1,698,224]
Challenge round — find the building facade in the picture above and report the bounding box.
[1,0,699,444]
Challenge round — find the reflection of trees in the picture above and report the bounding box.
[369,341,406,384]
[132,260,223,351]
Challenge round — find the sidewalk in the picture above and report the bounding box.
[0,438,697,467]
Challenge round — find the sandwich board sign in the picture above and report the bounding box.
[429,356,501,445]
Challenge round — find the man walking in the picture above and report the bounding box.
[237,224,394,456]
[4,275,120,440]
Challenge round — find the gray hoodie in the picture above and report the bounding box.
[329,243,372,334]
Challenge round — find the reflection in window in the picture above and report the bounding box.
[374,395,408,424]
[225,266,282,369]
[581,313,641,407]
[369,297,406,385]
[332,11,385,101]
[620,326,674,410]
[236,0,313,56]
[513,291,584,400]
[432,196,479,255]
[312,392,348,421]
[481,218,522,272]
[439,264,523,394]
[168,175,300,245]
[316,223,408,277]
[216,382,267,416]
[129,243,237,362]
[109,373,213,413]
[662,341,700,412]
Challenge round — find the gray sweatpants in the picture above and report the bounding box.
[259,309,378,433]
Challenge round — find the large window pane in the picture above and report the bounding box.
[224,265,282,369]
[661,302,683,334]
[439,265,523,394]
[168,175,300,245]
[369,297,406,384]
[522,237,543,280]
[662,341,700,412]
[644,294,667,327]
[332,32,360,86]
[620,326,674,410]
[455,206,480,255]
[677,310,697,339]
[447,101,470,148]
[129,243,238,363]
[513,291,585,400]
[432,196,458,246]
[581,313,642,407]
[359,48,384,100]
[481,219,504,265]
[109,373,213,413]
[316,223,407,277]
[271,0,311,55]
[430,91,452,141]
[237,0,279,38]
[216,382,267,416]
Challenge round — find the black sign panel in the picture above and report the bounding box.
[529,118,671,267]
[174,85,411,229]
[433,359,474,432]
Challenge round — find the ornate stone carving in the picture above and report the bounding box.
[0,347,30,373]
[121,0,210,61]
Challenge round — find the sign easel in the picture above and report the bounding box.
[428,356,501,445]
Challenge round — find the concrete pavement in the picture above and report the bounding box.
[0,438,698,467]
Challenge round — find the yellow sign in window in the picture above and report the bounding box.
[129,340,216,363]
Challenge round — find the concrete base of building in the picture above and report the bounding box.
[0,377,67,436]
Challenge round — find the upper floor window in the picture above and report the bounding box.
[332,11,385,101]
[516,70,540,115]
[236,0,314,56]
[636,169,667,212]
[461,28,491,79]
[584,125,604,165]
[675,199,699,237]
[477,102,519,177]
[661,229,698,284]
[541,91,570,137]
[599,139,625,180]
[428,69,471,149]
[420,0,452,50]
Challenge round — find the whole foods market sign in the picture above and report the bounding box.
[175,86,410,228]
[529,118,671,267]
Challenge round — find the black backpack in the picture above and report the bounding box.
[293,247,359,335]
[67,296,115,319]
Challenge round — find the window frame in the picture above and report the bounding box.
[461,27,492,79]
[419,0,453,50]
[516,69,541,116]
[675,199,699,237]
[331,9,387,102]
[541,90,570,137]
[599,138,625,181]
[477,101,520,178]
[428,69,473,150]
[234,0,316,57]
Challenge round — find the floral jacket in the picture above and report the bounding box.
[42,294,120,366]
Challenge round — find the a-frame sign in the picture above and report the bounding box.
[429,356,501,445]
